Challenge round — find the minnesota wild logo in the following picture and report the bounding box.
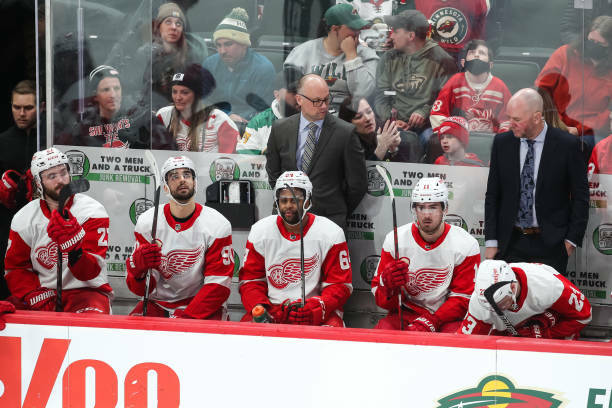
[436,375,564,407]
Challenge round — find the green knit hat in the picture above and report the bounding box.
[213,7,251,46]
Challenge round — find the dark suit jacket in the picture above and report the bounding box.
[484,125,589,255]
[266,113,367,229]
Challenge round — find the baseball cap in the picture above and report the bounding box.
[324,4,370,31]
[384,9,429,33]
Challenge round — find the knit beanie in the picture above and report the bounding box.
[213,7,251,46]
[156,2,186,27]
[437,116,470,147]
[171,63,216,99]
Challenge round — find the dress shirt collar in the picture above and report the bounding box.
[299,114,324,132]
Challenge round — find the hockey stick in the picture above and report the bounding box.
[285,184,306,308]
[375,165,404,330]
[483,280,519,337]
[143,151,161,317]
[56,178,90,312]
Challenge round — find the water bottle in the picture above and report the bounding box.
[252,305,271,323]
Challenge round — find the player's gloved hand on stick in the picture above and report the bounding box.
[0,301,16,330]
[128,243,162,279]
[381,260,408,290]
[24,287,57,311]
[267,299,294,324]
[0,170,22,209]
[288,297,325,326]
[407,315,439,332]
[517,311,558,339]
[47,209,85,252]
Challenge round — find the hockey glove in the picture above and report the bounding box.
[0,301,16,330]
[128,243,162,280]
[381,260,408,290]
[0,170,22,209]
[269,299,298,324]
[24,287,57,311]
[288,297,325,326]
[517,311,558,339]
[23,169,34,202]
[407,315,439,333]
[47,209,85,252]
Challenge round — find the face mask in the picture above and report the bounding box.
[464,58,491,75]
[280,99,300,118]
[584,40,608,61]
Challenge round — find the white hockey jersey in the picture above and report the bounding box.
[156,106,239,153]
[372,223,480,323]
[239,214,353,315]
[5,194,111,299]
[126,203,233,315]
[459,263,592,338]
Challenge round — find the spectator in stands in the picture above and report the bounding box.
[338,96,422,162]
[237,69,302,155]
[560,0,612,44]
[588,112,612,176]
[415,0,490,61]
[284,3,379,101]
[238,171,352,326]
[203,7,275,126]
[536,15,612,145]
[434,116,485,166]
[266,74,367,230]
[374,10,456,148]
[536,87,569,133]
[0,80,40,299]
[156,64,239,153]
[134,2,209,111]
[60,66,172,149]
[430,40,511,134]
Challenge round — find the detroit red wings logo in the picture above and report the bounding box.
[268,254,320,289]
[35,241,68,270]
[402,260,452,296]
[158,246,205,280]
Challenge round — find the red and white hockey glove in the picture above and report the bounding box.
[288,297,325,326]
[47,209,85,252]
[0,170,22,209]
[128,243,162,280]
[0,301,16,330]
[381,260,408,290]
[407,315,439,333]
[268,299,294,324]
[517,311,558,339]
[22,169,34,202]
[24,287,57,311]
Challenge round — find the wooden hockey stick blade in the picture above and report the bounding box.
[483,280,519,336]
[144,150,161,191]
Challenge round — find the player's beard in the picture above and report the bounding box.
[418,216,443,235]
[280,207,301,225]
[171,184,195,203]
[42,183,64,202]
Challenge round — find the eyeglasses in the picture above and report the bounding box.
[298,93,330,107]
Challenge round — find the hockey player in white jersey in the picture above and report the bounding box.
[372,177,480,332]
[459,260,592,339]
[125,155,234,319]
[239,171,353,326]
[5,147,112,313]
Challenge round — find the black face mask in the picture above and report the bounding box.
[584,40,608,61]
[464,59,491,75]
[280,99,300,117]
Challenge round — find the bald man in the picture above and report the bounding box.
[484,88,589,274]
[266,74,367,230]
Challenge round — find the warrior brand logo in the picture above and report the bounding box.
[360,255,380,285]
[436,375,564,407]
[65,150,90,178]
[158,245,206,280]
[446,214,468,231]
[403,260,451,297]
[430,7,469,46]
[209,157,240,181]
[35,241,68,270]
[366,164,390,197]
[268,253,320,289]
[129,198,154,225]
[593,224,612,255]
[394,74,427,94]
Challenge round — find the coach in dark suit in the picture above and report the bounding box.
[484,88,589,273]
[266,74,367,230]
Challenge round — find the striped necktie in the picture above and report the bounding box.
[518,140,536,227]
[301,122,318,173]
